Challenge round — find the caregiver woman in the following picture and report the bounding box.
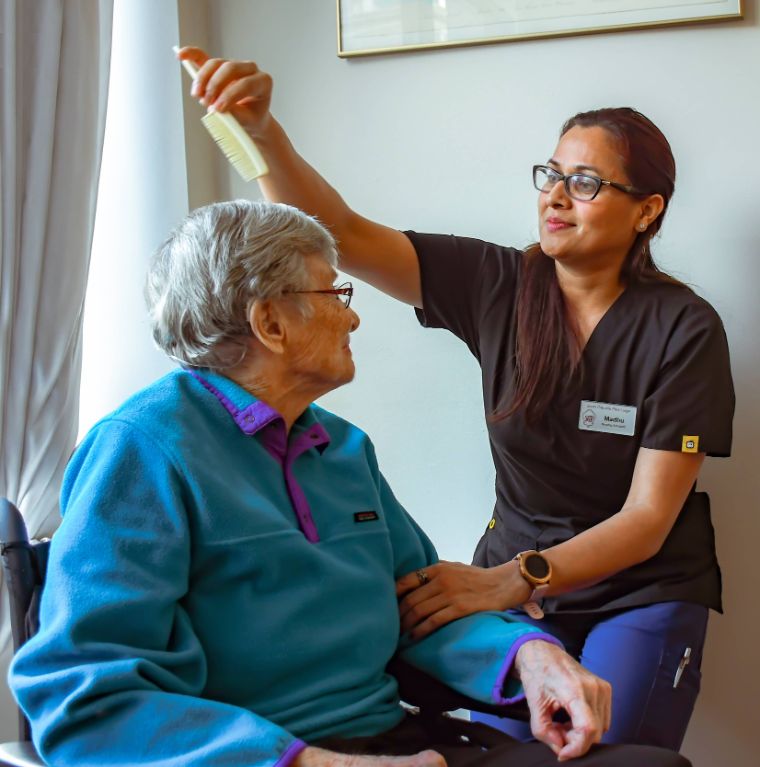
[178,48,735,751]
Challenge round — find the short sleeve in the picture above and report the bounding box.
[640,300,734,456]
[406,232,521,360]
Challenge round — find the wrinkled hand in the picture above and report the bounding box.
[396,561,530,640]
[294,746,446,767]
[515,640,611,761]
[175,47,273,136]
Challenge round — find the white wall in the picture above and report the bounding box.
[205,2,759,766]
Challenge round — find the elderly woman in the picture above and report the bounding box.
[10,201,686,767]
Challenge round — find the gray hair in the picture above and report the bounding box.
[145,200,337,369]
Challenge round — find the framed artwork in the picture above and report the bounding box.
[337,0,743,58]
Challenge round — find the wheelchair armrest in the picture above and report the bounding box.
[387,656,530,722]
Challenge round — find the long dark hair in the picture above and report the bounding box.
[498,107,679,423]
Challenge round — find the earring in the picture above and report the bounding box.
[637,222,647,231]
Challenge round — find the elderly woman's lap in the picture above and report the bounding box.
[439,742,689,767]
[317,713,690,767]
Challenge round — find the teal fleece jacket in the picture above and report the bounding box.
[10,369,555,767]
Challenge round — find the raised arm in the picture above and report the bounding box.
[177,47,422,307]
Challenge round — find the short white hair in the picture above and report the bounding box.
[145,200,337,369]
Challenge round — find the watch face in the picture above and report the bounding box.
[524,552,550,579]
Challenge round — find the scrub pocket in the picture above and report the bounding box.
[635,642,703,750]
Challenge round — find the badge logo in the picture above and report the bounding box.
[354,511,379,523]
[682,436,699,453]
[582,409,596,427]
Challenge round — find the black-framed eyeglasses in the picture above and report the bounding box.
[532,164,644,202]
[285,281,354,309]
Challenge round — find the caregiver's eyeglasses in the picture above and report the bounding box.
[533,164,644,202]
[286,282,354,309]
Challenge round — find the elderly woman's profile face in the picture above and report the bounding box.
[283,253,361,395]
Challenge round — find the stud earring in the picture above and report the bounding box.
[637,223,647,231]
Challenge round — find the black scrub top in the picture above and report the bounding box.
[409,232,735,614]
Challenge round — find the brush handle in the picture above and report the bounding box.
[173,46,200,80]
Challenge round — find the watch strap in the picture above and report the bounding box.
[528,583,550,601]
[522,600,545,620]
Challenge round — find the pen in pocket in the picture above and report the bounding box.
[673,647,692,689]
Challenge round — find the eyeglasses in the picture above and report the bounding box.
[285,281,354,309]
[532,164,643,202]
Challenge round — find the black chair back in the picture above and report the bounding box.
[0,500,50,741]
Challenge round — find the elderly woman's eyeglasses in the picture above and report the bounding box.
[286,282,354,309]
[533,164,642,202]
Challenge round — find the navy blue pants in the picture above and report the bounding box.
[472,601,708,751]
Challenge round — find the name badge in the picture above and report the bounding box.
[578,400,637,437]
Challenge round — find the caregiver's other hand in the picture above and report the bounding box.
[396,560,530,639]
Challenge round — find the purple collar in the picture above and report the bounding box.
[187,369,330,543]
[187,370,330,456]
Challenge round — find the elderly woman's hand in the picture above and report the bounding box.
[515,640,612,761]
[396,560,531,639]
[175,47,274,138]
[295,746,446,767]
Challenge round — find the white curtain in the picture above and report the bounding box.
[78,0,193,438]
[0,0,113,736]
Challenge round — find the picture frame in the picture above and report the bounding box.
[337,0,743,58]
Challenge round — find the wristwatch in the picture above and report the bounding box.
[513,550,552,620]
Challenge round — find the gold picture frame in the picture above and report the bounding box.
[337,0,743,58]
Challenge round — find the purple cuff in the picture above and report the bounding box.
[274,739,307,767]
[491,632,565,705]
